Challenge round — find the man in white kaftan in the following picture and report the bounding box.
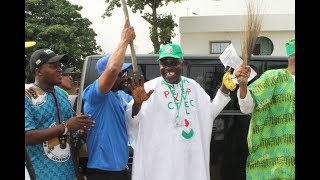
[126,43,231,180]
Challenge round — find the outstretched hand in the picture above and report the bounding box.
[128,74,154,104]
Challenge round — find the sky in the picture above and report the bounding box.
[67,0,295,54]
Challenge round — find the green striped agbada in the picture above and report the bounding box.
[246,68,295,180]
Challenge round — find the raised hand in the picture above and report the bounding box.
[128,74,154,104]
[121,17,136,43]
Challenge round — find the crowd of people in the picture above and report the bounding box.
[25,17,295,179]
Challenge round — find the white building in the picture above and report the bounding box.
[179,14,295,56]
[179,13,294,56]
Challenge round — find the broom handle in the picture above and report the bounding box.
[120,0,138,74]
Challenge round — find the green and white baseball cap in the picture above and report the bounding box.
[157,43,184,61]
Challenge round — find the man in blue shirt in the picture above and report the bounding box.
[82,18,135,180]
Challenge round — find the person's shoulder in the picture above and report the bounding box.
[25,84,35,99]
[263,68,287,75]
[146,76,162,82]
[25,84,46,106]
[55,86,67,93]
[83,80,97,94]
[54,86,69,97]
[258,68,287,79]
[182,76,202,87]
[25,83,41,99]
[118,90,130,97]
[181,76,197,83]
[144,76,162,86]
[25,83,33,90]
[55,86,63,91]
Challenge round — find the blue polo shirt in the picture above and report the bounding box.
[82,80,132,171]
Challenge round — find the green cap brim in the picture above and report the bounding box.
[157,54,182,61]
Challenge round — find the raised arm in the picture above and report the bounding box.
[98,18,136,93]
[235,64,254,114]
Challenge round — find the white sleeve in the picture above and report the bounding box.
[211,89,231,118]
[237,88,255,114]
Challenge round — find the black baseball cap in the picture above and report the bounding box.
[61,63,75,74]
[29,48,68,73]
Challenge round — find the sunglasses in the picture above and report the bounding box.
[118,70,128,78]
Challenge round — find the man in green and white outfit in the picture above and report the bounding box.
[235,38,295,179]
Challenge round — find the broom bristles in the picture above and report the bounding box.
[241,0,263,65]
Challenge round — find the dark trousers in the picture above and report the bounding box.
[86,168,130,180]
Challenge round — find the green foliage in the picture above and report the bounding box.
[146,13,177,45]
[103,0,183,53]
[25,0,102,78]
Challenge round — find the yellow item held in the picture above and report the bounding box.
[223,69,237,91]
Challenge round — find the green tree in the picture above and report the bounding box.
[25,0,102,78]
[103,0,184,53]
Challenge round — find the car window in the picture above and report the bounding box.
[188,64,225,99]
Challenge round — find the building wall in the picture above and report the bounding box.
[179,14,295,56]
[180,31,294,56]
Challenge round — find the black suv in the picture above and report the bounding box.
[77,54,288,180]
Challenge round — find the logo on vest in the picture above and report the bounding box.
[43,122,71,162]
[25,85,47,107]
